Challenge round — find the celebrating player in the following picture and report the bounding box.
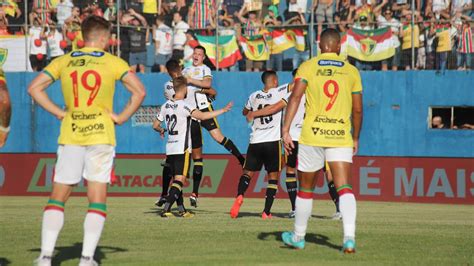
[230,70,288,219]
[0,69,11,148]
[280,28,363,253]
[246,70,341,219]
[183,46,245,208]
[28,16,146,266]
[154,76,233,217]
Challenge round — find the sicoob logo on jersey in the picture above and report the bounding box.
[311,127,345,138]
[72,123,105,134]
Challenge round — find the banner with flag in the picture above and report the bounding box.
[196,34,242,68]
[0,35,32,72]
[341,27,394,62]
[239,35,269,61]
[286,29,306,52]
[264,29,294,54]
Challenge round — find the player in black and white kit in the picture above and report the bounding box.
[229,70,289,219]
[245,69,341,219]
[183,46,245,208]
[154,76,233,217]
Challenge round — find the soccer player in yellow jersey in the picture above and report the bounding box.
[28,16,146,266]
[281,28,363,253]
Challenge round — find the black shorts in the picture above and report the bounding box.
[143,13,157,27]
[401,48,418,69]
[285,141,299,168]
[191,119,203,149]
[244,140,282,173]
[167,152,191,177]
[199,106,219,131]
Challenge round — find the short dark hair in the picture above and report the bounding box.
[261,70,277,84]
[166,59,181,73]
[194,45,206,55]
[172,76,187,93]
[81,15,111,42]
[320,28,341,44]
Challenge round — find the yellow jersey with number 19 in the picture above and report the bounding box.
[296,53,362,148]
[43,47,130,146]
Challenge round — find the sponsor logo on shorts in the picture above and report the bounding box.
[71,111,101,120]
[72,123,105,134]
[314,115,345,124]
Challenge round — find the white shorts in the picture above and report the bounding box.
[54,144,115,185]
[297,144,353,172]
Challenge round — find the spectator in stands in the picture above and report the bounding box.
[400,12,421,70]
[237,5,263,72]
[377,7,402,70]
[103,0,118,23]
[334,0,355,33]
[223,0,243,19]
[122,8,149,73]
[456,19,472,70]
[432,116,448,128]
[188,0,215,29]
[2,0,22,34]
[46,21,65,61]
[0,9,9,35]
[28,10,47,71]
[142,0,158,26]
[153,15,173,72]
[264,5,283,71]
[313,0,335,41]
[433,18,451,70]
[430,0,450,20]
[55,0,74,29]
[171,11,189,62]
[285,12,310,68]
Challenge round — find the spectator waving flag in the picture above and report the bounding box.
[458,26,473,54]
[286,29,306,52]
[239,35,270,61]
[196,34,242,68]
[341,27,395,62]
[264,29,294,54]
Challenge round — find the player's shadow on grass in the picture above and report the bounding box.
[0,257,11,265]
[144,208,217,215]
[258,231,342,251]
[29,243,127,265]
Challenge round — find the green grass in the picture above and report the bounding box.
[0,197,473,265]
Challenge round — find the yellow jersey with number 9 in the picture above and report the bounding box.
[295,53,362,148]
[43,47,130,146]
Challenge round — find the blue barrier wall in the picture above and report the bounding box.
[2,71,474,157]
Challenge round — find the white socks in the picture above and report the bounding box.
[41,210,64,256]
[82,203,107,258]
[339,192,357,242]
[293,195,313,241]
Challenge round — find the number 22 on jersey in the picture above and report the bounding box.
[70,70,102,107]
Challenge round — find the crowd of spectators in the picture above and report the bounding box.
[0,0,472,71]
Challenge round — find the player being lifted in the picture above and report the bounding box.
[246,69,341,219]
[230,70,288,219]
[154,76,233,217]
[182,46,245,208]
[280,29,363,253]
[28,16,146,266]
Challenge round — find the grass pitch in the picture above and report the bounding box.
[0,196,473,265]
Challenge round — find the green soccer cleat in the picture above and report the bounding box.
[342,239,356,254]
[281,232,305,249]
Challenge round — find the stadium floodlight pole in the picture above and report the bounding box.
[309,1,314,58]
[410,0,415,70]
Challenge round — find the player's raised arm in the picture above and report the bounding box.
[28,72,66,120]
[282,78,306,153]
[200,87,217,97]
[192,102,233,121]
[0,71,11,147]
[246,99,287,122]
[112,72,146,125]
